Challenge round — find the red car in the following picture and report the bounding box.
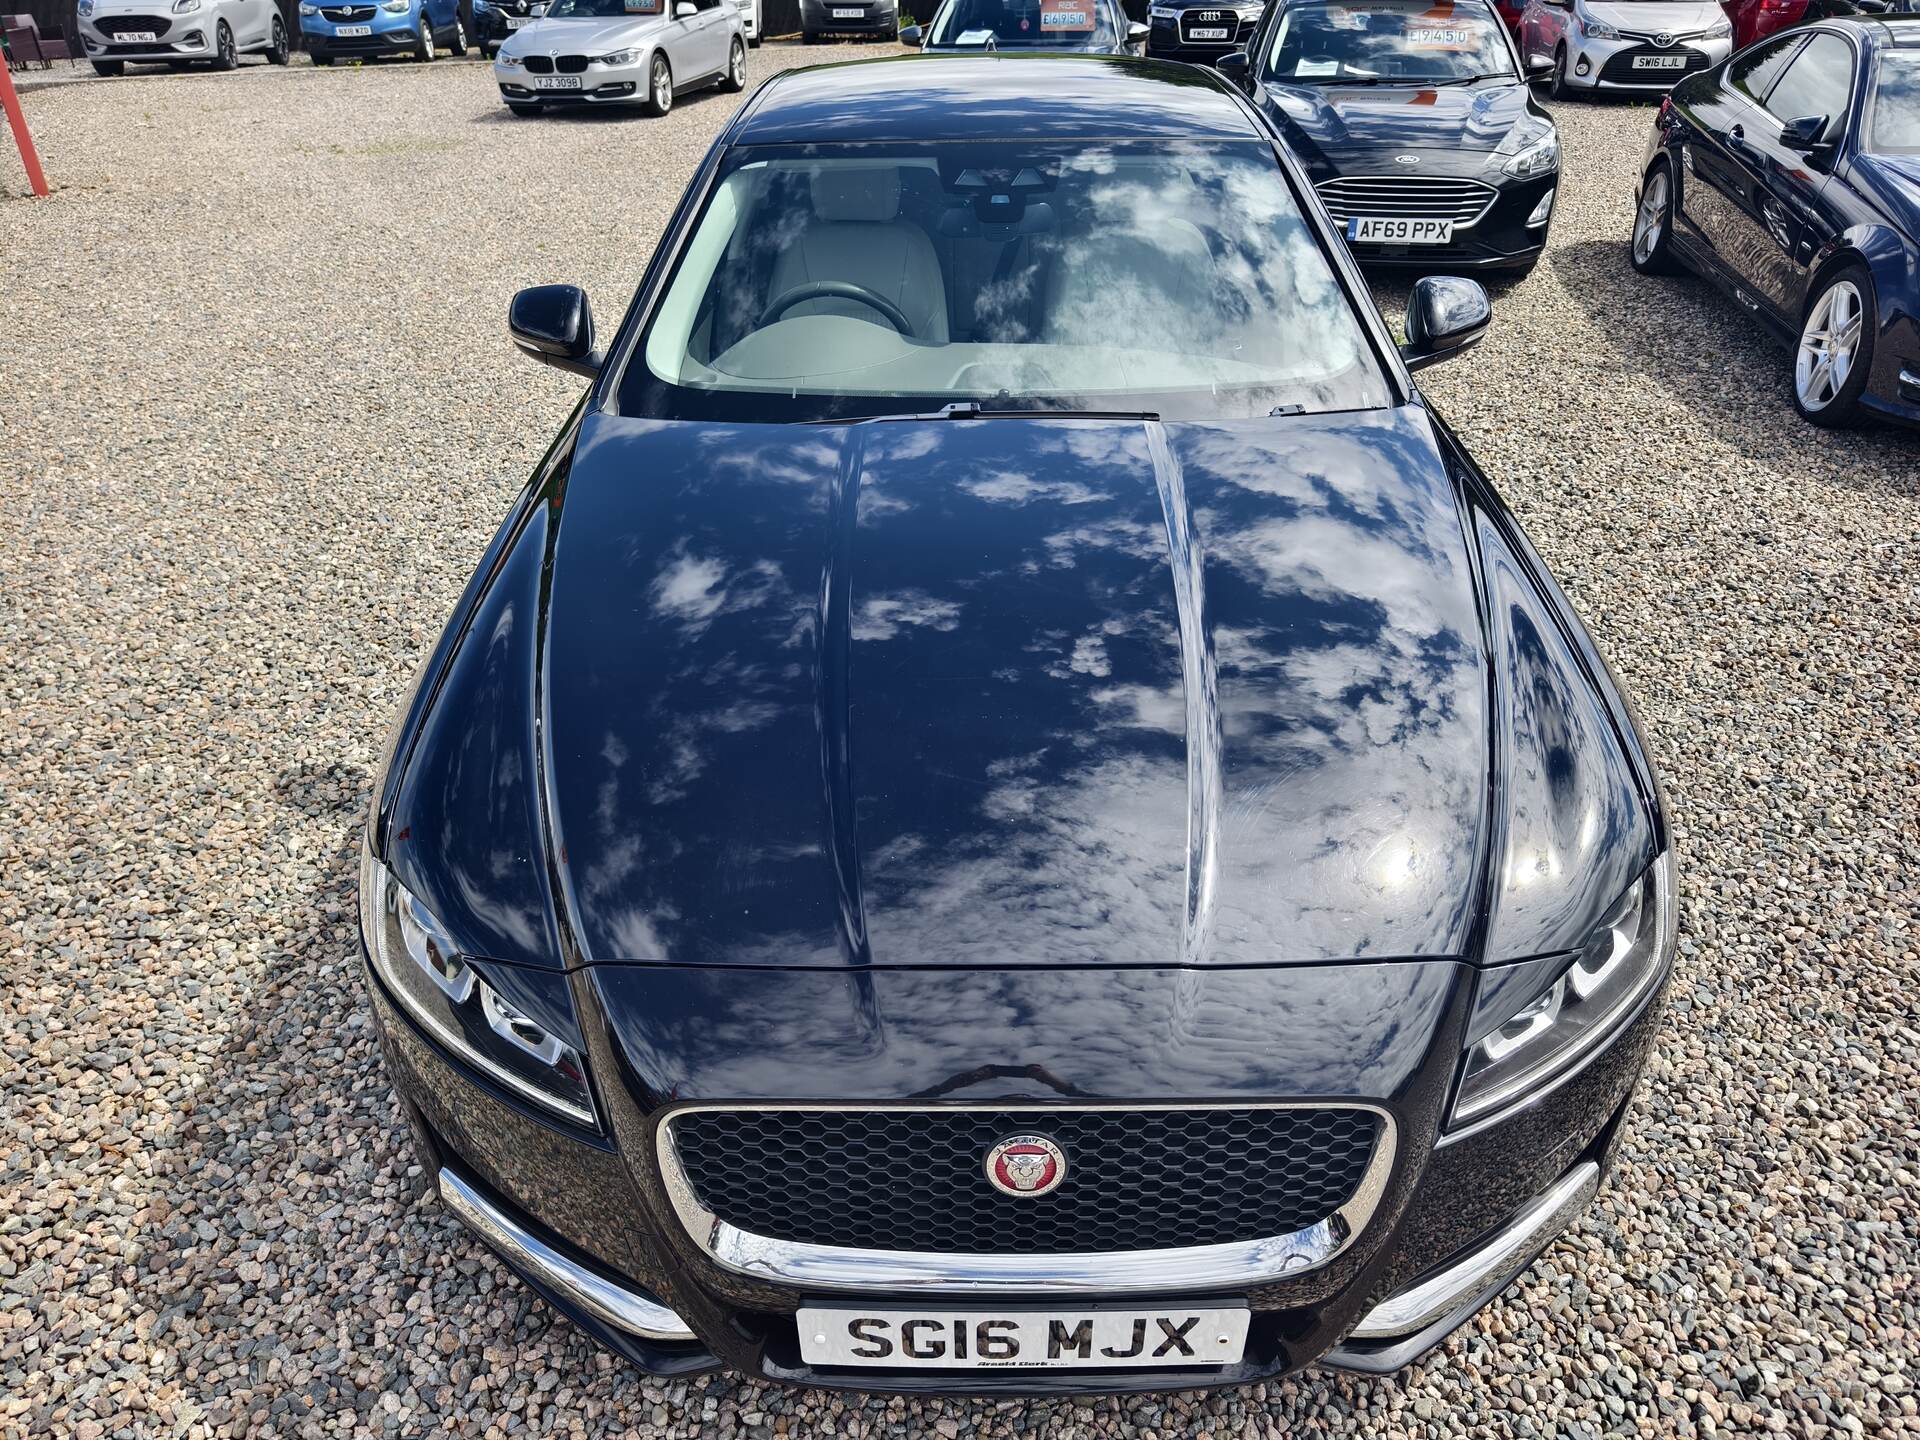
[1720,0,1900,48]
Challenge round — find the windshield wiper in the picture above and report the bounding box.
[1425,72,1514,85]
[807,402,1161,425]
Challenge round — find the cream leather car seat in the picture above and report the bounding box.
[767,169,950,344]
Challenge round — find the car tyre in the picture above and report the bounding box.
[802,27,820,42]
[415,10,436,60]
[212,19,238,69]
[267,14,290,63]
[644,51,672,114]
[1792,263,1875,428]
[1629,159,1680,276]
[91,59,126,75]
[449,15,468,52]
[722,34,745,90]
[1549,43,1572,100]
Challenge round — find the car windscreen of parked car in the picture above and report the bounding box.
[626,142,1392,421]
[1264,0,1515,83]
[1868,50,1920,151]
[928,0,1117,47]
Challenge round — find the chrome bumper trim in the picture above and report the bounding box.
[1347,1161,1599,1341]
[438,1167,696,1342]
[656,1102,1397,1296]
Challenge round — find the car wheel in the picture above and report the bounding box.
[90,59,126,75]
[644,51,672,114]
[267,14,290,63]
[802,27,820,42]
[415,11,436,60]
[1549,43,1571,100]
[1792,264,1875,428]
[1629,159,1680,276]
[722,35,745,90]
[212,19,238,69]
[449,15,469,53]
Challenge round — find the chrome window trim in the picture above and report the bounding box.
[654,1101,1398,1295]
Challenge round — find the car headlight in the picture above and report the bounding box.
[1502,128,1559,179]
[1579,14,1620,39]
[1703,17,1730,37]
[298,3,317,12]
[380,0,411,11]
[596,47,639,64]
[78,0,93,16]
[360,845,598,1128]
[1149,5,1179,17]
[1449,851,1675,1131]
[172,0,202,13]
[496,49,522,63]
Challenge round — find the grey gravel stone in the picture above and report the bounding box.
[3,53,1918,1440]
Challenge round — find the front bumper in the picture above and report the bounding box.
[302,15,425,57]
[366,947,1668,1394]
[1558,33,1730,90]
[495,58,648,105]
[1145,10,1258,62]
[79,14,214,61]
[1320,169,1558,273]
[799,0,896,33]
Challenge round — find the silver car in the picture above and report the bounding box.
[494,0,747,117]
[1516,0,1732,94]
[76,0,290,73]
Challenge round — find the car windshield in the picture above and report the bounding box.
[623,141,1391,422]
[1264,0,1514,83]
[541,0,649,17]
[928,0,1116,47]
[1867,50,1920,153]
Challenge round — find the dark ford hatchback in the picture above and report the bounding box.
[359,55,1675,1393]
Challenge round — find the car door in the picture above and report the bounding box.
[1676,33,1802,277]
[1520,0,1568,67]
[1732,28,1858,316]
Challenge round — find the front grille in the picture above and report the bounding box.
[1598,45,1709,85]
[555,53,589,72]
[1177,9,1248,45]
[669,1106,1382,1255]
[1316,175,1498,228]
[319,4,376,17]
[95,14,170,37]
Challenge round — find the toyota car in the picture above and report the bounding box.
[1515,0,1733,95]
[361,55,1676,1392]
[1217,0,1561,272]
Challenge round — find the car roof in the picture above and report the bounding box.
[732,55,1266,146]
[1831,14,1920,46]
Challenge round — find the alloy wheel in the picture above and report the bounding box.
[1795,279,1863,413]
[653,55,672,112]
[729,38,744,87]
[419,13,435,59]
[1631,169,1667,266]
[216,21,235,67]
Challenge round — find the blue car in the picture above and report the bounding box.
[301,0,469,62]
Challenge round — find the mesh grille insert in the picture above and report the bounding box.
[669,1107,1382,1256]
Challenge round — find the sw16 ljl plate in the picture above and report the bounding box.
[797,1306,1251,1369]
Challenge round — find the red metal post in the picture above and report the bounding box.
[0,56,51,198]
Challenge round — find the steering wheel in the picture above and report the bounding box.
[758,280,916,337]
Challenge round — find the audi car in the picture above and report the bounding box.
[1217,0,1560,272]
[1147,0,1264,61]
[1630,17,1920,427]
[1515,0,1732,94]
[361,55,1677,1393]
[902,0,1147,52]
[493,0,745,116]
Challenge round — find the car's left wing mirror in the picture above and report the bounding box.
[1126,19,1149,45]
[1778,113,1831,152]
[1524,58,1553,82]
[674,0,696,14]
[899,21,923,42]
[1213,48,1252,87]
[509,284,601,378]
[1400,275,1491,372]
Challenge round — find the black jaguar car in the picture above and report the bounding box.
[1217,0,1560,272]
[902,0,1146,52]
[361,55,1675,1393]
[1631,16,1920,428]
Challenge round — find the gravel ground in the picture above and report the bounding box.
[4,50,1918,1440]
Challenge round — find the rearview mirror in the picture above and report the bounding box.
[1778,113,1829,152]
[509,285,600,378]
[899,21,923,42]
[1213,49,1252,88]
[1400,275,1491,372]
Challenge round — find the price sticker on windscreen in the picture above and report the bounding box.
[1040,0,1095,29]
[625,0,660,12]
[1408,25,1476,47]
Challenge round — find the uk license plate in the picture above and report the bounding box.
[1189,24,1230,37]
[533,74,581,87]
[797,1306,1251,1370]
[1347,216,1454,244]
[1632,54,1687,69]
[335,22,371,33]
[504,13,524,24]
[120,29,157,40]
[833,6,862,14]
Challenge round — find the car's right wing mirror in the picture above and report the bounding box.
[674,1,696,14]
[899,21,923,42]
[509,285,601,378]
[1126,20,1149,47]
[1400,275,1491,372]
[1213,49,1253,88]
